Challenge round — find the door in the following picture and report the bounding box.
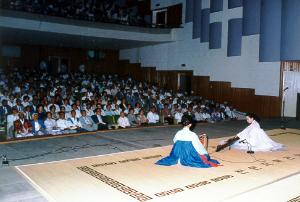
[178,73,191,95]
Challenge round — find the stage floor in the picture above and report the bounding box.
[16,129,300,202]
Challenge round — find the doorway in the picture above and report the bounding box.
[178,73,191,95]
[48,56,70,75]
[297,93,300,120]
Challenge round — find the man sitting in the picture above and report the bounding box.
[127,108,140,127]
[91,108,108,130]
[56,112,77,134]
[79,110,97,131]
[44,112,62,135]
[117,111,130,128]
[147,106,159,124]
[67,110,87,133]
[30,113,46,136]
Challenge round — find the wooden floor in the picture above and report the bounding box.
[16,129,300,202]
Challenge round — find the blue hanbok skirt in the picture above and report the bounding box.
[156,141,220,168]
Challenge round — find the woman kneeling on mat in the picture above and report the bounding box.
[216,112,285,152]
[156,115,220,168]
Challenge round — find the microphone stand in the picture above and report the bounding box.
[281,88,288,130]
[246,142,254,154]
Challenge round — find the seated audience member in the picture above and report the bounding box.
[162,103,174,124]
[13,112,33,138]
[7,107,19,130]
[91,108,108,130]
[137,109,148,126]
[47,98,60,112]
[103,104,115,116]
[79,110,97,131]
[60,106,71,119]
[62,98,72,112]
[114,104,122,115]
[134,102,142,114]
[147,106,159,124]
[119,98,128,111]
[127,108,140,127]
[194,107,206,122]
[6,107,19,138]
[0,99,11,124]
[211,108,223,122]
[44,112,62,135]
[171,104,183,124]
[71,104,81,118]
[225,106,237,120]
[14,99,24,112]
[67,110,86,132]
[36,104,47,121]
[117,111,130,128]
[24,105,34,121]
[56,112,77,134]
[30,113,46,135]
[49,105,59,120]
[85,103,95,116]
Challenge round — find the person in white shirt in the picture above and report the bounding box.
[156,115,220,168]
[84,103,95,117]
[44,112,62,135]
[117,112,130,128]
[67,110,86,132]
[147,107,159,124]
[7,107,19,129]
[71,104,81,118]
[62,98,72,112]
[56,112,77,134]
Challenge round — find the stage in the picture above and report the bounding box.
[15,129,300,202]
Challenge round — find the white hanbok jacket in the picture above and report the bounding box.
[231,120,284,152]
[173,127,208,155]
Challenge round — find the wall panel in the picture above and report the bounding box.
[242,0,261,36]
[259,0,282,62]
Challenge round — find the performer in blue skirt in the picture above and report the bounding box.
[156,115,220,168]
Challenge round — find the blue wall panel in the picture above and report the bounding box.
[201,9,210,42]
[281,0,300,60]
[227,18,242,56]
[210,0,223,13]
[228,0,243,9]
[259,0,282,62]
[242,0,261,36]
[185,0,194,23]
[209,22,222,49]
[192,0,202,39]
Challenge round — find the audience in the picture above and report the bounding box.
[0,69,243,139]
[1,0,151,27]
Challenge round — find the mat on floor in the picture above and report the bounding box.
[16,129,300,202]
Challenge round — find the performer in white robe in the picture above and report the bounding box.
[216,113,285,152]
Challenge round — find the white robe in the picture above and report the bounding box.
[231,120,285,152]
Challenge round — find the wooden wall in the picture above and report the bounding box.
[192,76,281,118]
